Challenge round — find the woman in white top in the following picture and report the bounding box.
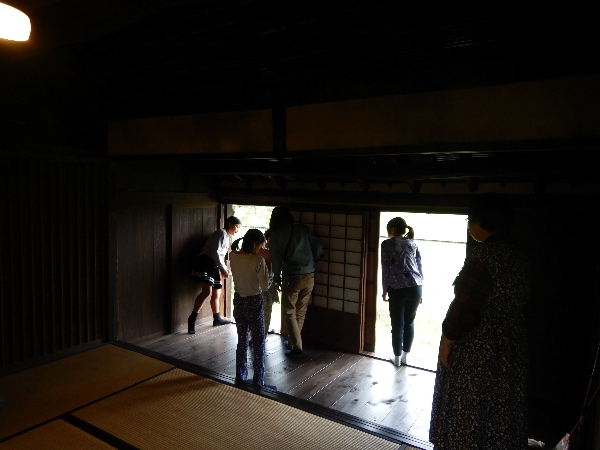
[229,229,275,389]
[188,216,242,333]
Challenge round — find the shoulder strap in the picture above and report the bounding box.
[283,224,295,261]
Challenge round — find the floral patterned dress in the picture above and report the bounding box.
[429,236,531,450]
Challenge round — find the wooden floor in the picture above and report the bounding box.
[135,319,436,446]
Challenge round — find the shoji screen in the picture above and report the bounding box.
[291,211,364,315]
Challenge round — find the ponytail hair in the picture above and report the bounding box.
[240,229,266,253]
[232,237,243,251]
[387,217,414,239]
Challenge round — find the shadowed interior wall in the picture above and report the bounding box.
[115,204,168,342]
[114,202,222,342]
[171,205,220,333]
[110,159,220,341]
[0,156,108,373]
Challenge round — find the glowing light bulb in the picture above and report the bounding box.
[0,2,31,41]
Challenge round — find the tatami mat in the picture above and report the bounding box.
[0,419,116,450]
[75,368,400,450]
[0,344,173,440]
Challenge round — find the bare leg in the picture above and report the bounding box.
[193,282,212,312]
[188,282,212,334]
[209,288,221,314]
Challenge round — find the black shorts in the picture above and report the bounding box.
[191,254,223,289]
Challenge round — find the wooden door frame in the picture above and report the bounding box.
[361,210,380,354]
[223,204,232,318]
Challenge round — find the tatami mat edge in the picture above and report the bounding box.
[113,340,434,450]
[0,343,175,444]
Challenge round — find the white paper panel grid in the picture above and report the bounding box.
[330,226,346,238]
[344,301,360,314]
[313,283,328,296]
[331,214,346,226]
[316,261,329,272]
[329,286,344,299]
[315,224,329,237]
[329,274,344,287]
[346,227,362,240]
[313,295,328,308]
[300,211,315,223]
[346,252,361,265]
[316,213,330,224]
[330,238,345,250]
[315,272,328,285]
[293,211,364,315]
[330,262,345,275]
[346,240,362,252]
[328,298,344,311]
[344,289,359,302]
[345,276,360,290]
[347,215,362,227]
[345,264,361,278]
[329,250,345,263]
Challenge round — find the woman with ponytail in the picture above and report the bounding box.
[381,217,424,366]
[229,229,276,389]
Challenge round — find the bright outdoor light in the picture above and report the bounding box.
[0,2,31,41]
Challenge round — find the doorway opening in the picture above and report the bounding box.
[375,211,467,371]
[230,204,280,332]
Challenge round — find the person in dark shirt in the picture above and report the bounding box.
[268,207,322,356]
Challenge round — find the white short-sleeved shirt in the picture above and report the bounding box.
[229,252,271,298]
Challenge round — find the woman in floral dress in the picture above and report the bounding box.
[430,194,531,450]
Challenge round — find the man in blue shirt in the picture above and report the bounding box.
[269,207,322,356]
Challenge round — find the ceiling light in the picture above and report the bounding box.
[0,2,31,41]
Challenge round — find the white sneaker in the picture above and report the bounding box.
[400,352,408,365]
[390,353,401,367]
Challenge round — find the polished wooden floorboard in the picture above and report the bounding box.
[136,320,436,444]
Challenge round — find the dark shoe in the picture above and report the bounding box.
[213,314,231,326]
[283,340,292,349]
[188,312,198,334]
[285,348,303,356]
[260,384,277,390]
[267,329,276,334]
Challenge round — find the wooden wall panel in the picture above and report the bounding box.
[116,205,168,342]
[303,306,361,353]
[286,74,600,151]
[171,205,219,333]
[0,157,107,372]
[108,110,273,156]
[362,211,380,353]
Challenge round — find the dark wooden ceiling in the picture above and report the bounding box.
[3,0,600,192]
[7,0,598,118]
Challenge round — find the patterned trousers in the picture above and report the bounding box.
[233,292,266,385]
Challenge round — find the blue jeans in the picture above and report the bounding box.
[388,285,422,355]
